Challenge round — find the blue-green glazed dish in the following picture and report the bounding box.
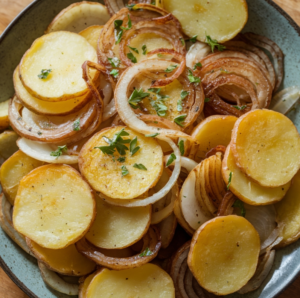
[0,0,300,297]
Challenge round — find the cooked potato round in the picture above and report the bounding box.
[0,131,19,160]
[79,271,99,298]
[223,146,291,205]
[86,198,151,249]
[13,164,96,249]
[231,109,300,187]
[79,126,163,199]
[0,99,10,130]
[0,150,43,205]
[20,31,97,101]
[79,25,103,51]
[163,0,248,43]
[86,264,175,298]
[276,170,300,248]
[188,215,260,295]
[191,115,237,162]
[27,238,96,276]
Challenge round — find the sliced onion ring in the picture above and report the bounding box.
[164,155,198,173]
[157,213,177,248]
[217,191,236,216]
[186,42,211,69]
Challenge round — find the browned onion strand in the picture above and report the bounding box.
[217,191,236,216]
[104,0,126,16]
[205,145,226,159]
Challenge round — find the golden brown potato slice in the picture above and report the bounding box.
[79,126,163,200]
[27,238,96,276]
[0,100,9,130]
[0,150,43,205]
[20,31,97,101]
[223,146,290,205]
[86,264,175,298]
[188,215,260,295]
[0,131,19,160]
[86,198,151,249]
[231,109,300,187]
[79,271,99,298]
[13,164,95,249]
[79,25,103,51]
[275,170,300,248]
[163,0,248,43]
[191,115,237,162]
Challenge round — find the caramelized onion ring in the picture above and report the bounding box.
[217,191,236,216]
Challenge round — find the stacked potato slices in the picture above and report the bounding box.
[1,0,300,297]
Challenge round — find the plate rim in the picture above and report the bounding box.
[0,0,300,297]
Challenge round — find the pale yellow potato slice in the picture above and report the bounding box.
[276,170,300,248]
[46,2,110,33]
[0,100,9,130]
[79,126,163,200]
[86,264,175,298]
[13,164,96,249]
[223,146,291,205]
[86,198,151,249]
[0,150,43,205]
[191,115,237,162]
[188,215,260,295]
[231,109,300,187]
[20,31,97,101]
[79,25,103,51]
[0,131,19,160]
[27,238,96,276]
[163,0,248,43]
[79,271,99,298]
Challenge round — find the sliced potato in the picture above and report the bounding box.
[79,126,163,200]
[0,150,43,205]
[79,271,99,298]
[46,2,110,33]
[223,146,291,205]
[0,131,19,160]
[188,215,260,295]
[163,0,248,43]
[276,170,300,248]
[20,31,97,101]
[79,25,103,51]
[0,100,10,130]
[86,264,175,298]
[191,115,237,162]
[86,198,151,249]
[27,238,96,276]
[13,164,95,249]
[231,109,300,187]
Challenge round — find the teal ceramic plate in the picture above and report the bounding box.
[0,0,300,297]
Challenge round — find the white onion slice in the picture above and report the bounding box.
[157,213,177,248]
[177,259,189,298]
[38,262,79,295]
[184,270,206,298]
[17,138,78,164]
[270,86,300,114]
[186,42,211,69]
[103,98,117,121]
[164,155,198,173]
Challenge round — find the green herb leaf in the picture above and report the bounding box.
[117,156,126,163]
[115,29,123,44]
[95,146,115,155]
[145,133,160,137]
[227,172,232,190]
[177,100,183,112]
[114,19,123,29]
[166,153,176,167]
[130,137,140,156]
[127,52,137,63]
[157,53,164,58]
[205,34,226,52]
[142,44,147,55]
[133,163,147,170]
[50,145,67,157]
[128,88,150,108]
[190,35,198,43]
[151,0,155,5]
[148,88,169,116]
[121,14,132,30]
[188,70,201,84]
[139,247,153,257]
[193,62,202,70]
[232,199,246,217]
[128,45,139,54]
[180,90,189,100]
[110,69,119,78]
[178,139,184,156]
[73,119,80,131]
[121,165,129,176]
[165,64,178,73]
[233,105,247,110]
[174,114,187,127]
[180,38,185,46]
[205,98,210,103]
[107,57,120,68]
[38,69,52,79]
[114,20,123,44]
[126,3,137,10]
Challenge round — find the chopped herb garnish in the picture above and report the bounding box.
[117,156,126,163]
[110,69,119,78]
[130,137,140,156]
[232,199,246,217]
[133,163,147,170]
[128,88,150,108]
[181,90,189,100]
[227,172,232,190]
[178,139,184,156]
[233,105,247,110]
[165,64,178,73]
[180,38,185,46]
[148,88,169,117]
[121,165,129,176]
[190,35,198,43]
[139,247,153,257]
[205,98,210,103]
[50,145,67,157]
[73,119,80,131]
[188,70,201,84]
[37,131,42,135]
[108,57,120,68]
[142,44,147,55]
[177,100,183,112]
[157,53,164,58]
[38,69,51,79]
[205,34,226,52]
[127,52,137,63]
[151,0,155,5]
[121,14,132,30]
[174,114,187,127]
[126,3,137,10]
[166,153,176,167]
[193,62,202,70]
[128,45,139,54]
[114,20,123,44]
[145,133,160,137]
